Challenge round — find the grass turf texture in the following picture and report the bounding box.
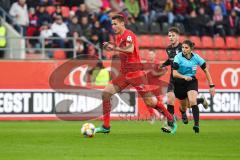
[0,120,239,160]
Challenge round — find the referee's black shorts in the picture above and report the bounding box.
[173,78,198,100]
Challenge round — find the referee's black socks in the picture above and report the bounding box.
[192,105,199,126]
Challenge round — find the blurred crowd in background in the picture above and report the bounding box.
[0,0,240,59]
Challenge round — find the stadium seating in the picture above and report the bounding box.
[157,49,168,61]
[204,50,216,61]
[137,35,239,61]
[226,36,238,49]
[201,36,214,49]
[237,37,240,47]
[152,35,167,48]
[53,50,66,59]
[189,36,202,49]
[138,35,152,48]
[214,37,226,49]
[217,50,231,61]
[150,22,160,35]
[61,6,70,18]
[71,6,78,12]
[140,49,148,61]
[161,22,169,35]
[46,6,56,15]
[194,49,206,59]
[137,34,240,62]
[140,49,168,62]
[136,22,148,34]
[230,50,240,61]
[179,35,186,43]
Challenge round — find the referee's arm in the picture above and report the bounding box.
[172,62,192,81]
[198,55,215,95]
[200,62,214,86]
[201,63,215,95]
[203,68,214,86]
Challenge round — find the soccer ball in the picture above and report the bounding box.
[81,123,95,137]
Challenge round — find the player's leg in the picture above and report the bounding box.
[95,84,120,133]
[166,91,175,125]
[142,92,177,134]
[179,98,189,124]
[126,70,176,133]
[166,80,176,125]
[187,90,199,133]
[143,93,173,122]
[197,95,209,109]
[161,80,188,133]
[147,107,156,124]
[96,75,129,133]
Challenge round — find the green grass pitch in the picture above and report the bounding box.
[0,120,239,160]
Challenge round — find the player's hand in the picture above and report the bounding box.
[209,87,215,96]
[103,42,115,51]
[184,76,192,81]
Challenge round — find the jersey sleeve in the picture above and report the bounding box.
[195,54,206,70]
[124,32,136,49]
[195,54,205,66]
[126,35,133,43]
[173,54,180,70]
[125,31,135,44]
[161,59,171,67]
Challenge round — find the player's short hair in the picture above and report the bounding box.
[182,40,195,49]
[168,27,180,34]
[112,14,125,23]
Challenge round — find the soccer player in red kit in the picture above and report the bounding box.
[95,14,177,134]
[144,49,168,123]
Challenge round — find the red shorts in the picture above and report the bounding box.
[111,71,161,97]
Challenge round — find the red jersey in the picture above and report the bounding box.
[115,29,141,73]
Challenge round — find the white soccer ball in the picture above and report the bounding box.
[81,123,95,137]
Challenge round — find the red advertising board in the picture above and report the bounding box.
[0,60,239,120]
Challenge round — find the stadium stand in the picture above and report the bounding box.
[231,50,240,61]
[226,36,238,49]
[53,49,66,59]
[189,36,202,49]
[46,6,56,15]
[204,50,216,61]
[152,35,167,48]
[201,36,214,49]
[0,0,239,61]
[213,36,226,49]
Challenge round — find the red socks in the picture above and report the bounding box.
[103,99,111,128]
[155,101,173,122]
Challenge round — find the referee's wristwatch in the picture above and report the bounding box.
[209,84,215,88]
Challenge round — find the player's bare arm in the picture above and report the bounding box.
[103,41,134,54]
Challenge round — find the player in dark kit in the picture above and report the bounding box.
[161,27,208,133]
[95,14,177,134]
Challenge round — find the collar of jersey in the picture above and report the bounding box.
[181,52,194,60]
